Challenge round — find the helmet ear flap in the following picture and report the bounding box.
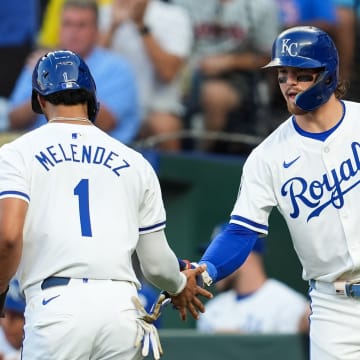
[295,70,337,111]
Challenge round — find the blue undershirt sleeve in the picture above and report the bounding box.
[199,223,259,282]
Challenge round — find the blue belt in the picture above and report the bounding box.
[310,279,360,297]
[348,284,360,297]
[41,276,70,290]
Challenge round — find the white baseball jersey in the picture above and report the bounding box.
[230,100,360,283]
[0,123,166,292]
[98,0,193,116]
[197,279,308,333]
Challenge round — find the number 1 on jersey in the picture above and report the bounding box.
[74,179,92,237]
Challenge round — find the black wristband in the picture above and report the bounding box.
[0,286,9,318]
[139,25,150,36]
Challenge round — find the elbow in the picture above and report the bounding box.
[142,262,163,280]
[158,68,177,83]
[0,232,22,253]
[158,59,183,82]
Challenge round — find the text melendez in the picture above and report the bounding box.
[281,141,360,222]
[35,143,130,176]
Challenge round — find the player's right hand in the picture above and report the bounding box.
[170,264,213,321]
[178,259,213,287]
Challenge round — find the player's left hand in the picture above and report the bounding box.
[170,264,213,321]
[132,294,169,359]
[132,292,170,324]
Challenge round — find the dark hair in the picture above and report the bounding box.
[44,89,92,106]
[63,0,98,22]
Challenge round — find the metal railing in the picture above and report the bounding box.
[132,129,265,149]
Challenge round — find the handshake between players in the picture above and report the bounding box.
[169,261,213,321]
[141,260,213,324]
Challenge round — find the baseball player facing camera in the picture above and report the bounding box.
[0,50,212,360]
[185,26,360,360]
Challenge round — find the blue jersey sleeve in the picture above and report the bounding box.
[199,223,258,282]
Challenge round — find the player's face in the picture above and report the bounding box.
[277,67,319,115]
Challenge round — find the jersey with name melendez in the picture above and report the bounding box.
[231,100,360,282]
[0,123,166,291]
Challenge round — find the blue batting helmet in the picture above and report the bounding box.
[263,26,339,111]
[32,50,99,122]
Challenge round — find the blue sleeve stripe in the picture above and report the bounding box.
[139,221,166,232]
[0,190,30,202]
[230,215,268,231]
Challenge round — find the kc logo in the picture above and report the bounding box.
[281,39,299,56]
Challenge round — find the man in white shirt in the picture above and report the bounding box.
[99,0,193,151]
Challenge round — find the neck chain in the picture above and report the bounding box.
[48,116,91,123]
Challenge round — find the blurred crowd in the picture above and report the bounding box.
[0,0,359,156]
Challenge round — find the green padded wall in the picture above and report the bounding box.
[159,330,309,360]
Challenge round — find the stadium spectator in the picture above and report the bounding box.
[8,0,140,145]
[0,1,40,132]
[173,0,280,154]
[37,0,112,48]
[275,0,338,34]
[0,279,25,360]
[333,0,360,101]
[196,224,310,334]
[98,0,193,151]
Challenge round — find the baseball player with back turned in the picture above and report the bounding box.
[181,26,360,360]
[0,50,212,360]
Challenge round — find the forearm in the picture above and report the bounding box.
[0,226,23,292]
[136,230,186,295]
[0,198,27,292]
[0,243,21,293]
[140,33,183,82]
[225,53,270,72]
[98,24,118,48]
[199,223,258,282]
[334,7,355,82]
